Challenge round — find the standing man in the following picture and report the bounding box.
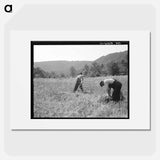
[73,72,84,92]
[99,78,122,102]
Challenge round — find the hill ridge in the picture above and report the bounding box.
[34,50,128,75]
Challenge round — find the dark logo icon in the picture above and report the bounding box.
[4,4,12,13]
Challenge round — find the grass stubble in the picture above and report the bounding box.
[33,76,128,118]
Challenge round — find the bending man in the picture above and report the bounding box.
[100,78,122,102]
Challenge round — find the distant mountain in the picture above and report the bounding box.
[34,61,92,75]
[34,50,128,75]
[95,51,128,65]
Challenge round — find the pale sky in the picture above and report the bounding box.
[34,45,128,62]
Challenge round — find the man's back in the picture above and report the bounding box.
[76,74,84,81]
[103,78,115,86]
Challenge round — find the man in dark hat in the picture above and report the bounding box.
[100,78,122,102]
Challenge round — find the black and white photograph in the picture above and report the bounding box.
[31,41,129,119]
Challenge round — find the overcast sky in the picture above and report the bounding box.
[34,45,128,62]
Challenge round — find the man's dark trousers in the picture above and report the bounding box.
[73,78,83,92]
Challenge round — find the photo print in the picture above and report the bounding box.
[31,41,129,119]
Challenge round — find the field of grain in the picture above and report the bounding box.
[33,76,128,118]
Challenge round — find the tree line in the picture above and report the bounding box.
[34,59,128,78]
[34,67,65,78]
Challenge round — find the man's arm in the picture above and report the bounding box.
[106,84,111,98]
[80,75,85,82]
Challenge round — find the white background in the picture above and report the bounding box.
[1,0,160,160]
[10,31,150,130]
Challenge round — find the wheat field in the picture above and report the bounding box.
[33,76,128,118]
